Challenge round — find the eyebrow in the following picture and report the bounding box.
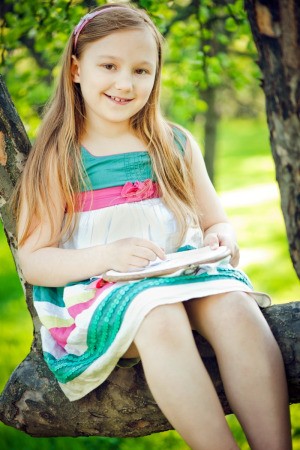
[97,55,155,67]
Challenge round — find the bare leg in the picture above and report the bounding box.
[185,292,292,450]
[132,302,239,450]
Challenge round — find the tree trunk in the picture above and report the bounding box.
[244,0,300,278]
[0,74,299,438]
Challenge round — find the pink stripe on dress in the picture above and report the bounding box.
[75,179,159,212]
[49,324,76,349]
[67,281,113,318]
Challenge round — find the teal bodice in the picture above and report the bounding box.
[80,126,187,191]
[81,150,154,191]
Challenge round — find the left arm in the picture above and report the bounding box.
[185,132,240,267]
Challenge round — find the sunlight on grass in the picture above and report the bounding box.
[291,404,300,449]
[220,184,299,303]
[215,118,276,192]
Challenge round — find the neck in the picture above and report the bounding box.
[83,116,132,141]
[80,117,145,156]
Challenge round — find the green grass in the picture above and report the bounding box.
[224,197,299,302]
[0,117,299,449]
[216,118,299,303]
[216,118,276,191]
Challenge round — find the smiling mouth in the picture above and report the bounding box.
[105,94,133,104]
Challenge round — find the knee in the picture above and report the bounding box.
[134,302,190,350]
[202,291,264,334]
[216,291,259,322]
[208,293,283,365]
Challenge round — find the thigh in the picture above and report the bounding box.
[122,341,140,359]
[184,291,266,346]
[122,302,192,359]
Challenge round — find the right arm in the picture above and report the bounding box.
[18,176,165,287]
[19,236,165,287]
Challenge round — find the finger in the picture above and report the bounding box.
[129,256,151,269]
[203,233,219,250]
[230,247,240,267]
[230,256,238,267]
[134,247,160,262]
[216,234,236,254]
[134,238,166,260]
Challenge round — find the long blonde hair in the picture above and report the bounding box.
[13,2,199,248]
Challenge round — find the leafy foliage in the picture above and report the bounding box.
[1,0,262,137]
[0,0,264,182]
[1,0,97,135]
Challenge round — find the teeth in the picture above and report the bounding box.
[111,96,129,103]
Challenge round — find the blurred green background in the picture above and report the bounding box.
[1,0,300,448]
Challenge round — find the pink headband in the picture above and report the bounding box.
[73,7,127,50]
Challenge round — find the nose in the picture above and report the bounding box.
[115,69,133,91]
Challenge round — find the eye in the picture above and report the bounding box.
[135,68,149,75]
[102,64,116,71]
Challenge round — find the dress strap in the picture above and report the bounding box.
[172,125,188,155]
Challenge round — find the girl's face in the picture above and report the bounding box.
[72,28,158,132]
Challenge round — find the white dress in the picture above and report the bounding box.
[33,135,270,401]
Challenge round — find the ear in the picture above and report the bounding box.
[71,55,80,83]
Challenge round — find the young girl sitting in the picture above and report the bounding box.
[13,3,291,449]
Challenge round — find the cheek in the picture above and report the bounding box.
[79,73,104,96]
[79,83,92,102]
[140,78,156,100]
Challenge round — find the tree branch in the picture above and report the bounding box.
[0,301,299,437]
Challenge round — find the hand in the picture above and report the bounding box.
[105,238,166,272]
[203,232,240,267]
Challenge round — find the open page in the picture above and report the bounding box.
[102,245,231,282]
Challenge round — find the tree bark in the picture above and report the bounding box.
[0,70,299,438]
[0,301,299,438]
[244,0,300,278]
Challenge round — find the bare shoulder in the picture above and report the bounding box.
[169,123,228,227]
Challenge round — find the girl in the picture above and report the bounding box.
[13,3,291,449]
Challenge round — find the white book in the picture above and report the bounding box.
[102,245,231,282]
